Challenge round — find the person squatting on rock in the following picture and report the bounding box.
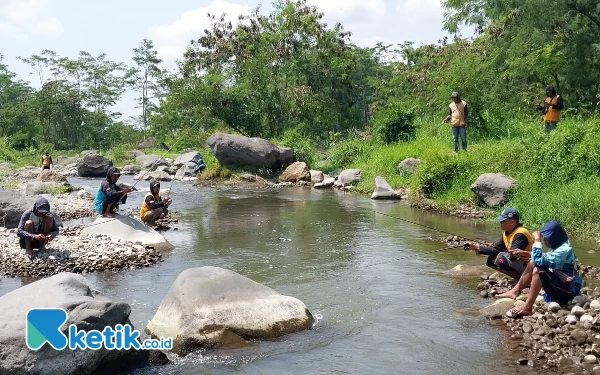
[500,220,582,318]
[94,167,132,217]
[16,195,60,260]
[464,207,533,281]
[40,151,53,170]
[535,85,563,133]
[443,91,468,153]
[139,180,171,227]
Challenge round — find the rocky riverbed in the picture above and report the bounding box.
[476,272,600,373]
[0,226,163,278]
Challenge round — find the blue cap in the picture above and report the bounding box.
[495,207,520,222]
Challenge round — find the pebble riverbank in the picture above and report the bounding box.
[0,226,163,278]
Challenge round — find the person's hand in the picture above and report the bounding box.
[464,242,480,252]
[45,235,54,243]
[532,231,541,242]
[34,234,45,241]
[443,118,449,123]
[509,249,529,258]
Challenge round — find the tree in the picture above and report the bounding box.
[127,39,164,138]
[443,0,600,112]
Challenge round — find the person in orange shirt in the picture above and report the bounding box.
[536,85,563,133]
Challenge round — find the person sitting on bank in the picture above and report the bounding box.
[139,180,172,227]
[16,196,60,261]
[464,207,533,280]
[499,220,582,318]
[40,151,53,170]
[94,167,132,217]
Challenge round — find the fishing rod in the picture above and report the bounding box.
[366,204,490,246]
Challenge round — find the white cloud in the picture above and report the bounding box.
[308,0,386,24]
[148,0,253,62]
[399,0,444,20]
[0,0,64,41]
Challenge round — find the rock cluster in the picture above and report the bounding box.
[0,227,162,278]
[473,271,600,372]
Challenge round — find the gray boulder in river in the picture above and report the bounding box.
[207,133,295,169]
[0,272,167,375]
[77,153,113,178]
[145,266,314,355]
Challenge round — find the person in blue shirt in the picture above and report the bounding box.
[498,220,582,318]
[94,167,133,217]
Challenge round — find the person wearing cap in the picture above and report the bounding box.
[535,85,563,133]
[139,180,172,227]
[500,220,582,318]
[443,91,468,153]
[464,208,533,280]
[16,195,60,260]
[94,166,133,217]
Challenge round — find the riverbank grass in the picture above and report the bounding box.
[329,116,600,236]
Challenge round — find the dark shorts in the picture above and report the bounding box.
[19,237,43,249]
[42,166,50,170]
[537,266,576,305]
[487,252,527,276]
[102,195,122,214]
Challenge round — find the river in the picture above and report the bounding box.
[2,176,598,374]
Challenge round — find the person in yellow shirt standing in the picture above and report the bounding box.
[443,91,468,153]
[536,85,563,133]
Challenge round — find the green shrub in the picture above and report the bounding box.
[373,104,415,144]
[274,128,318,167]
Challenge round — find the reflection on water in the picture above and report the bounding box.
[1,181,597,374]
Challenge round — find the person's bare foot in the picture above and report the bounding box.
[495,290,519,299]
[103,213,115,218]
[506,306,532,318]
[25,250,35,261]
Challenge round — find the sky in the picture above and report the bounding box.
[0,0,469,119]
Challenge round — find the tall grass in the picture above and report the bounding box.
[330,115,600,236]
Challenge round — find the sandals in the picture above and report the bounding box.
[506,307,532,319]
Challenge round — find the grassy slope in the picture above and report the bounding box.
[330,115,600,237]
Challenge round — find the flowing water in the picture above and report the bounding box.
[2,176,599,374]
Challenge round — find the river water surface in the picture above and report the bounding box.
[2,177,598,374]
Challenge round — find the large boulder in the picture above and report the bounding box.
[0,272,167,375]
[173,151,202,167]
[0,187,30,228]
[121,165,142,175]
[397,158,421,175]
[310,170,324,183]
[37,169,67,183]
[206,133,295,169]
[470,173,516,208]
[81,215,173,250]
[145,267,314,355]
[334,169,361,188]
[136,137,168,150]
[370,176,400,199]
[279,162,311,183]
[175,162,197,180]
[77,154,113,178]
[136,154,169,170]
[155,165,177,175]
